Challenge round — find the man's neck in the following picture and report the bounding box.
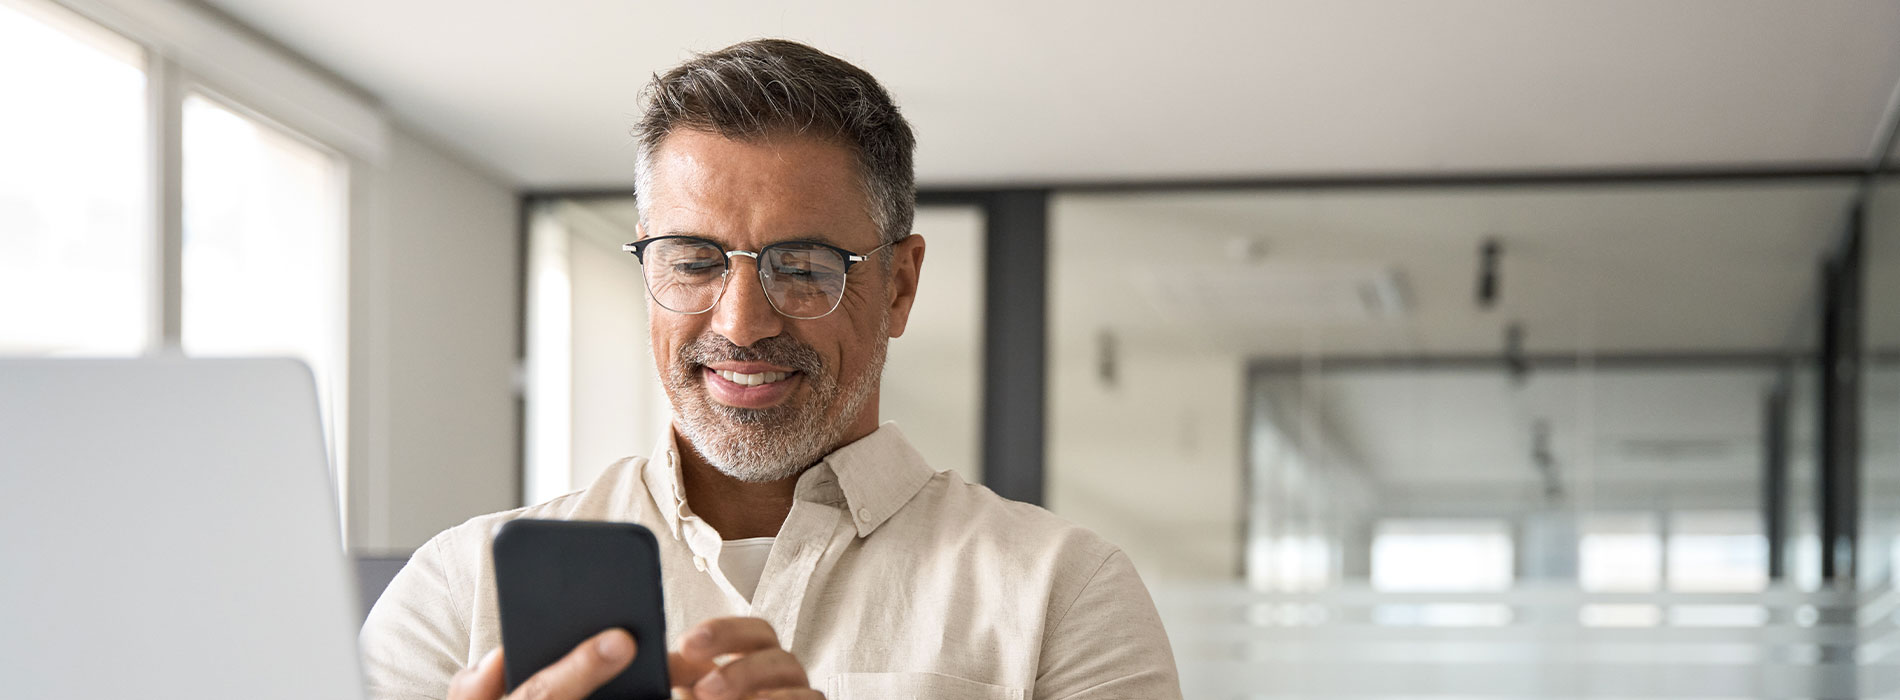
[676,445,800,540]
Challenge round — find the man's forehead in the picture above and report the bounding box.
[649,129,857,179]
[640,131,878,244]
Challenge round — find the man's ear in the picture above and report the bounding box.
[885,234,926,338]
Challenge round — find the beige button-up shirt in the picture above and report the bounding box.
[360,423,1182,699]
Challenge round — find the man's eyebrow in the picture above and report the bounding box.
[633,230,721,246]
[776,234,848,248]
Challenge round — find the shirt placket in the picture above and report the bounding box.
[748,486,848,650]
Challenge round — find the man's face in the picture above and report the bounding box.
[640,129,923,482]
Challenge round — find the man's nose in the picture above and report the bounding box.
[709,257,785,347]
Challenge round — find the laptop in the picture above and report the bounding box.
[0,357,366,699]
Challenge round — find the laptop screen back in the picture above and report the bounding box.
[0,357,365,700]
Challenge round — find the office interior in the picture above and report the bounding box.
[6,0,1900,697]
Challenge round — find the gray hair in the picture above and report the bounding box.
[633,39,916,247]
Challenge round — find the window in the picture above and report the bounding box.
[1370,519,1514,626]
[1371,518,1513,591]
[0,0,148,356]
[3,0,353,521]
[1578,513,1665,626]
[1579,510,1768,592]
[1581,512,1663,592]
[1668,510,1768,592]
[181,93,348,478]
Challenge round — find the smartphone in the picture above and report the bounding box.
[492,519,670,700]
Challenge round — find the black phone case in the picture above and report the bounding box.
[492,519,670,700]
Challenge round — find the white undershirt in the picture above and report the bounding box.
[719,537,776,602]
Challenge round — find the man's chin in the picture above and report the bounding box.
[675,411,826,482]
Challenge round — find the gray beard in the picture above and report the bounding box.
[665,329,887,483]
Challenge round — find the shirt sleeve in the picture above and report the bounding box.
[1034,549,1185,700]
[359,534,471,700]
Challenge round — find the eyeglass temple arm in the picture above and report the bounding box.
[846,236,909,263]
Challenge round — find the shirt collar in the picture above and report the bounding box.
[808,422,936,538]
[642,421,937,540]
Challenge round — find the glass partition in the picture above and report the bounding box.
[180,93,348,481]
[1048,182,1854,583]
[1045,181,1860,698]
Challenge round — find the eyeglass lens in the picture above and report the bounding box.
[641,238,852,319]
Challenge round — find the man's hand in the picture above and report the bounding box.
[447,628,635,700]
[445,618,819,700]
[669,617,822,700]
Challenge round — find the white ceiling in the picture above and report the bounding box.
[203,0,1900,188]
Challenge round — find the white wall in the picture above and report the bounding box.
[348,126,520,552]
[880,206,986,484]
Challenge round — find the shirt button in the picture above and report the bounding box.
[856,507,871,522]
[693,556,707,571]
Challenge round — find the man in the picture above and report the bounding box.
[361,39,1182,700]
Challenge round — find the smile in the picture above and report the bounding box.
[714,369,792,386]
[700,365,803,409]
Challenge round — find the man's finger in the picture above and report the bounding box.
[506,628,636,700]
[690,648,809,700]
[447,648,506,700]
[677,617,781,662]
[668,651,717,691]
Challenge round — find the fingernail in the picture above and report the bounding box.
[478,648,500,672]
[598,629,634,663]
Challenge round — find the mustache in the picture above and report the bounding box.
[677,333,825,376]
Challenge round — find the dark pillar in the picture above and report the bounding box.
[1818,203,1865,584]
[980,190,1051,505]
[1764,383,1789,582]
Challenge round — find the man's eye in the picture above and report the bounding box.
[672,261,721,274]
[777,266,845,283]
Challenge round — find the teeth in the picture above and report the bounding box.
[714,369,791,387]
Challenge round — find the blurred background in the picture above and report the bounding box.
[4,0,1900,697]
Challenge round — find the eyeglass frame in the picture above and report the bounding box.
[621,234,907,319]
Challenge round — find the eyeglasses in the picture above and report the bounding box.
[623,235,902,319]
